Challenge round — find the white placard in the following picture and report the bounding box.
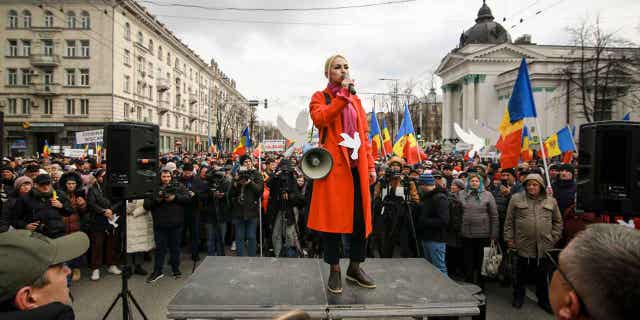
[75,129,104,144]
[63,149,86,158]
[263,139,286,152]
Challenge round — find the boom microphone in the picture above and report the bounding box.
[344,74,357,95]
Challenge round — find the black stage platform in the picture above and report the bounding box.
[167,257,482,319]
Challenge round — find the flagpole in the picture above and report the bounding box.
[534,118,552,188]
[258,128,264,257]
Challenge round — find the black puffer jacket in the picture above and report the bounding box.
[1,302,75,320]
[143,182,191,227]
[416,188,450,242]
[10,189,72,238]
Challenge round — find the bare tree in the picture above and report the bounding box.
[563,16,639,122]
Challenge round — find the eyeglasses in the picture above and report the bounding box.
[545,249,590,317]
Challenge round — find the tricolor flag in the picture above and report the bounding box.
[81,144,89,160]
[381,118,393,155]
[520,125,533,162]
[623,112,631,121]
[496,58,538,169]
[369,108,383,160]
[42,140,51,158]
[541,126,576,158]
[392,103,419,165]
[252,143,263,158]
[96,143,103,163]
[232,127,251,156]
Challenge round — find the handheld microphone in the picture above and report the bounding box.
[343,74,357,95]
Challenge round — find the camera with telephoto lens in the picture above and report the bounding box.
[158,184,177,198]
[237,168,256,182]
[206,170,226,193]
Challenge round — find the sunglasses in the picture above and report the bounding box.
[545,249,590,317]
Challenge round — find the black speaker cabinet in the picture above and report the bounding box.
[577,121,640,215]
[104,122,159,200]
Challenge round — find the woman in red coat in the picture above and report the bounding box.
[308,54,376,294]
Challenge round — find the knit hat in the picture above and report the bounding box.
[324,54,347,78]
[418,174,435,186]
[13,176,33,190]
[452,179,466,190]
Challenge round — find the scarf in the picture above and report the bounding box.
[327,82,357,138]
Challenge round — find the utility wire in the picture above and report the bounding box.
[140,0,417,12]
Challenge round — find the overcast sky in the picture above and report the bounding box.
[142,0,640,125]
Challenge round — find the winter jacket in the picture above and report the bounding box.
[416,188,450,242]
[504,174,563,259]
[456,189,499,239]
[86,183,116,232]
[126,199,155,253]
[143,182,191,227]
[552,179,576,214]
[1,302,75,320]
[202,178,231,224]
[229,171,264,220]
[11,189,72,238]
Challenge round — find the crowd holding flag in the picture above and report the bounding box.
[381,118,393,155]
[520,126,533,162]
[42,140,51,158]
[540,126,576,162]
[232,127,251,156]
[392,103,420,165]
[369,107,383,160]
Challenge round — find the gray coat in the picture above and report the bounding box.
[456,189,499,239]
[503,174,563,259]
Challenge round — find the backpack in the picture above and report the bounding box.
[448,193,463,233]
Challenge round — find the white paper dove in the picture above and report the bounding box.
[338,132,361,160]
[617,219,635,229]
[277,110,310,157]
[454,123,486,158]
[108,214,119,229]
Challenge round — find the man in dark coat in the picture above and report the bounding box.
[416,174,450,276]
[552,164,576,215]
[229,156,263,257]
[178,163,202,261]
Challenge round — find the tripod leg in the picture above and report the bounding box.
[128,290,150,320]
[102,293,123,320]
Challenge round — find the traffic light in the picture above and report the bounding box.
[264,99,268,109]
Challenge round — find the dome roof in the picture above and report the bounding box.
[459,1,511,48]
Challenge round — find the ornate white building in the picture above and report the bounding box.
[436,1,639,145]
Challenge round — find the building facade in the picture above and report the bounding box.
[436,1,639,145]
[0,0,248,156]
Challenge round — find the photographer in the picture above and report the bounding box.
[144,169,191,283]
[229,155,264,257]
[267,159,304,257]
[178,163,203,261]
[202,168,231,256]
[11,174,72,239]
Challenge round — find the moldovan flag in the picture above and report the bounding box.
[208,136,217,154]
[42,140,51,158]
[541,126,575,158]
[393,103,419,165]
[369,107,382,160]
[381,118,393,155]
[252,143,263,158]
[81,144,89,160]
[520,126,533,162]
[232,127,251,156]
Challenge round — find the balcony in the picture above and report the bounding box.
[30,54,60,67]
[156,78,170,91]
[189,93,198,105]
[157,100,170,114]
[32,83,60,96]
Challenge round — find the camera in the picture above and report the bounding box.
[238,168,256,182]
[158,184,176,198]
[206,170,227,193]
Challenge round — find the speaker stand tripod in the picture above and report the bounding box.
[102,200,149,320]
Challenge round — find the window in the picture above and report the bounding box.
[147,109,152,122]
[124,22,131,40]
[66,99,75,115]
[80,11,90,29]
[80,99,89,115]
[80,69,89,86]
[124,102,130,118]
[174,115,178,128]
[175,58,179,69]
[158,46,163,59]
[123,49,130,65]
[21,69,32,85]
[148,62,153,77]
[22,40,31,56]
[21,98,31,115]
[167,52,171,65]
[8,40,18,56]
[166,112,170,127]
[148,39,154,54]
[44,11,53,27]
[8,98,17,115]
[44,71,53,84]
[80,40,89,57]
[66,40,76,57]
[149,86,153,99]
[136,81,142,95]
[43,40,53,56]
[44,99,53,115]
[137,31,143,44]
[66,11,76,29]
[124,75,130,92]
[22,10,31,28]
[8,10,18,28]
[7,69,17,85]
[137,106,142,121]
[66,69,76,86]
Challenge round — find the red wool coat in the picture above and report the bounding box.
[307,88,374,237]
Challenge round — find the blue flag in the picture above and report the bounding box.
[394,102,416,142]
[623,112,631,121]
[557,127,576,152]
[508,58,538,123]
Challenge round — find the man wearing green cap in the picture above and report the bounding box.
[0,230,89,319]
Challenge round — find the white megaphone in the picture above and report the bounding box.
[300,147,333,180]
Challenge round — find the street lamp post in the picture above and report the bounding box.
[379,78,400,139]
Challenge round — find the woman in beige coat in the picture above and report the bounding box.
[126,199,155,276]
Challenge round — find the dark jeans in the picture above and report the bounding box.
[462,237,490,289]
[154,226,182,273]
[233,218,258,257]
[513,255,551,305]
[322,168,366,266]
[206,223,227,256]
[182,210,200,257]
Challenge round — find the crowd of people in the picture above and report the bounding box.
[0,148,638,320]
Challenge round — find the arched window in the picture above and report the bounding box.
[175,57,179,69]
[158,46,163,59]
[22,10,31,28]
[8,10,18,28]
[80,11,90,29]
[137,31,143,44]
[174,115,179,129]
[44,11,54,28]
[66,11,76,29]
[167,52,171,65]
[124,22,131,40]
[148,39,154,53]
